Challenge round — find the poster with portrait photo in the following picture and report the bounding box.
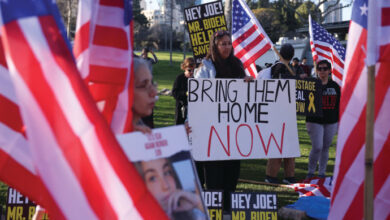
[117,125,209,220]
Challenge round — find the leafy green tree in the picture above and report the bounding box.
[273,0,300,38]
[252,8,286,43]
[295,1,321,25]
[133,0,150,49]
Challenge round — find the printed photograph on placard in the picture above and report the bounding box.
[117,125,209,220]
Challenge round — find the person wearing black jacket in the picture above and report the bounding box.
[306,60,340,179]
[172,58,195,125]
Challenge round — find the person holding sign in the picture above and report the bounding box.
[132,58,158,133]
[172,58,196,125]
[194,30,247,212]
[135,158,206,220]
[257,43,298,184]
[306,60,340,179]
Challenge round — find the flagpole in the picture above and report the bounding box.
[272,45,295,76]
[365,65,375,220]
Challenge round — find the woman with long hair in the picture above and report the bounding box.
[194,30,248,212]
[135,158,205,220]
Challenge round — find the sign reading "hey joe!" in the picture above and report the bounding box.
[184,1,227,64]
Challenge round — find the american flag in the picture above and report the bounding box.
[0,0,166,218]
[309,16,345,86]
[0,43,52,208]
[74,0,134,133]
[287,177,332,198]
[232,0,273,77]
[329,0,390,219]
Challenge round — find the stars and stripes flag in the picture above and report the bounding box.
[74,0,134,133]
[309,15,345,86]
[0,0,167,219]
[287,177,332,198]
[0,43,53,209]
[329,0,390,219]
[232,0,273,78]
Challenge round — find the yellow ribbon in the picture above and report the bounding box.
[308,92,316,113]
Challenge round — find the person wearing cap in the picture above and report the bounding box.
[257,43,297,184]
[292,57,306,78]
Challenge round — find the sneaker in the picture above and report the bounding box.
[282,177,296,184]
[264,176,279,184]
[306,173,315,179]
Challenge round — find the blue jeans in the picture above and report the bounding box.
[306,122,338,175]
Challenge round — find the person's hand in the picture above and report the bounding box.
[300,73,308,79]
[185,121,192,135]
[243,75,254,82]
[166,190,201,216]
[133,123,152,134]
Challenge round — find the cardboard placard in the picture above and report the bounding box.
[188,78,300,161]
[117,125,209,220]
[295,78,323,117]
[6,187,48,220]
[184,1,228,64]
[201,191,223,220]
[231,192,277,220]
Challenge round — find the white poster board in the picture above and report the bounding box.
[117,126,208,220]
[188,78,300,161]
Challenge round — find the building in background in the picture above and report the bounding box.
[141,0,185,32]
[320,0,343,23]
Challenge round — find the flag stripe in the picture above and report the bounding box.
[100,0,123,8]
[0,124,33,174]
[234,33,265,59]
[242,43,271,68]
[381,8,390,26]
[36,16,150,219]
[73,21,90,58]
[0,95,25,134]
[93,25,128,50]
[9,17,118,219]
[89,65,127,85]
[232,24,257,48]
[339,28,367,118]
[0,150,66,219]
[89,84,123,101]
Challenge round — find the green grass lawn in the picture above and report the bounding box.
[0,51,337,212]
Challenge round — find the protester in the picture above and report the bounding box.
[132,58,158,133]
[194,30,248,212]
[32,205,46,220]
[292,57,305,78]
[172,58,195,125]
[139,48,158,128]
[135,158,206,220]
[140,47,158,72]
[300,57,311,77]
[257,43,297,184]
[306,60,340,179]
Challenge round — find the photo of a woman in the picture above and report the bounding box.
[135,158,206,220]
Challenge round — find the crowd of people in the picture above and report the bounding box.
[131,30,340,214]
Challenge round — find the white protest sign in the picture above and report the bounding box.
[117,125,190,161]
[117,126,209,220]
[188,78,300,161]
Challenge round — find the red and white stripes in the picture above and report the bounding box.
[1,13,166,219]
[329,1,390,218]
[74,0,134,133]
